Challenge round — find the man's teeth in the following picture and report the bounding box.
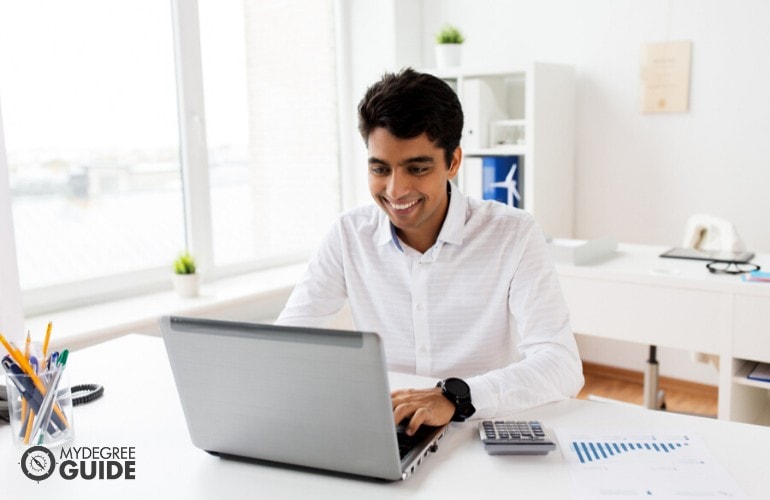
[391,200,417,210]
[391,200,418,210]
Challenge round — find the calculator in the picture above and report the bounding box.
[478,420,557,455]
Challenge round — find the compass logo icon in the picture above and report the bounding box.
[20,445,57,482]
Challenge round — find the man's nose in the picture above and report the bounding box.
[386,169,409,198]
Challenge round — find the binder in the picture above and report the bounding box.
[482,156,521,208]
[747,362,770,383]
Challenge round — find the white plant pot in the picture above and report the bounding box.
[173,273,199,298]
[435,44,462,68]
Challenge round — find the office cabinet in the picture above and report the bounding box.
[425,63,575,238]
[726,294,770,425]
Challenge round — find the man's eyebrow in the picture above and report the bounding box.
[368,157,388,165]
[367,155,436,166]
[400,155,435,166]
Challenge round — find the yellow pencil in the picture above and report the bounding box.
[23,410,35,445]
[42,322,52,360]
[0,333,15,358]
[22,332,32,428]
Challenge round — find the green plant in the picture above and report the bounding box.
[173,251,196,275]
[435,25,464,44]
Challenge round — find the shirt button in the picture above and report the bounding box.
[416,303,424,311]
[418,344,428,353]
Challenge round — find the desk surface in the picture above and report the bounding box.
[555,243,770,297]
[2,334,769,499]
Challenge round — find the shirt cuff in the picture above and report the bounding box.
[466,375,498,420]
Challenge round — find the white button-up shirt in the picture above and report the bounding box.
[276,183,584,418]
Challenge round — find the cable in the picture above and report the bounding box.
[70,383,104,406]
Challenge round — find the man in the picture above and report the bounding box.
[277,68,583,435]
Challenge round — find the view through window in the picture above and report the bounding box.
[0,1,184,290]
[0,0,341,308]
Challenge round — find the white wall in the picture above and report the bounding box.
[342,0,770,385]
[0,100,24,341]
[419,0,770,252]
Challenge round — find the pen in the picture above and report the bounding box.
[50,351,59,369]
[2,358,59,436]
[31,350,68,445]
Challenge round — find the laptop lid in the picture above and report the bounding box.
[159,316,445,481]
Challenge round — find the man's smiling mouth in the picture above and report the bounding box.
[388,199,419,210]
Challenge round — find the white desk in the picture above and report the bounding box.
[555,243,770,424]
[2,334,770,499]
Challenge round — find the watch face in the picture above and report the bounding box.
[444,378,470,398]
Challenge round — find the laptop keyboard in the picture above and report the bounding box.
[396,423,440,459]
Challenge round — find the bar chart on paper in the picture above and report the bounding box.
[569,435,690,464]
[555,430,746,499]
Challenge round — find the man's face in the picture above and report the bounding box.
[367,127,461,252]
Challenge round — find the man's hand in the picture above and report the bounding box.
[391,387,455,435]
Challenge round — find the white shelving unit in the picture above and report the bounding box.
[721,291,770,425]
[425,63,576,238]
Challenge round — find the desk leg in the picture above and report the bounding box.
[643,345,666,410]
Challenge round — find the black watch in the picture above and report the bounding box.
[436,377,476,422]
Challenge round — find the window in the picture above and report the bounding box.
[0,0,340,314]
[0,1,184,293]
[199,0,340,267]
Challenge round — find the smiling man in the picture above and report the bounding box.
[276,68,583,435]
[367,126,460,253]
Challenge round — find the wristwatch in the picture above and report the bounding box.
[436,377,476,422]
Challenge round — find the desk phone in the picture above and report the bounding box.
[479,420,557,455]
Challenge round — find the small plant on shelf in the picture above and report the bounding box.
[434,25,464,68]
[172,251,199,298]
[173,251,196,275]
[435,25,465,44]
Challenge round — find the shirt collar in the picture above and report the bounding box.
[436,180,466,246]
[376,181,467,250]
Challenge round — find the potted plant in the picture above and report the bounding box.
[172,251,199,298]
[435,25,464,68]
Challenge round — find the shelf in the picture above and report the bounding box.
[465,146,526,157]
[425,63,575,238]
[492,119,526,126]
[426,66,527,80]
[733,360,770,389]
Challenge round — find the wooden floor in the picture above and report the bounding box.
[577,362,719,417]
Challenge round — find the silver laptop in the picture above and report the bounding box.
[159,315,448,481]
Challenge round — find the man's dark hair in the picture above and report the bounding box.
[357,68,464,167]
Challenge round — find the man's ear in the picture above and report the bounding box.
[448,147,462,179]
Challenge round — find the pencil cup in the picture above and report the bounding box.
[6,369,75,448]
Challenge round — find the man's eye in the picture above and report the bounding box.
[370,166,389,175]
[409,166,429,175]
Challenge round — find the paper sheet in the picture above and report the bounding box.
[555,429,747,499]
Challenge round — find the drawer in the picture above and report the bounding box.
[733,295,770,362]
[560,276,723,353]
